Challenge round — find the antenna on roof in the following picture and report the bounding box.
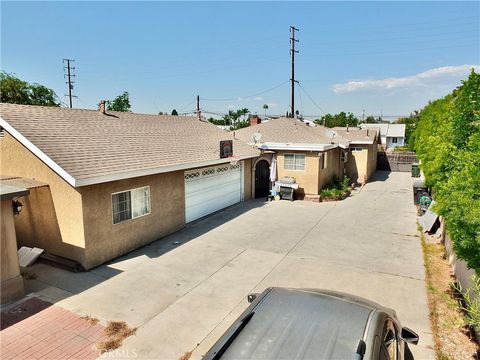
[325,129,337,144]
[252,131,262,144]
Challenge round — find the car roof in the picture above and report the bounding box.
[217,288,380,360]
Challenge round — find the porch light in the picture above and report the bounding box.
[12,200,23,215]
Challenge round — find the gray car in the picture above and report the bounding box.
[203,288,419,360]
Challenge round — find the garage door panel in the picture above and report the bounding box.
[186,172,240,194]
[185,164,242,222]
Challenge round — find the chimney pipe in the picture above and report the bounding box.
[346,124,349,132]
[250,115,261,126]
[99,100,106,114]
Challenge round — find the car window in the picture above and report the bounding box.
[381,320,398,360]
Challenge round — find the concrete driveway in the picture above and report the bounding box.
[25,171,434,359]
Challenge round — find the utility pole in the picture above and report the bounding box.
[290,26,299,118]
[362,109,365,123]
[196,95,201,120]
[63,59,77,108]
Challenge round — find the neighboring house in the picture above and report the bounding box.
[333,127,379,184]
[234,117,378,199]
[0,103,259,269]
[359,123,405,149]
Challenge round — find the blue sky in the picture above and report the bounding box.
[1,1,479,120]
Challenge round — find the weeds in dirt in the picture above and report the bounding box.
[420,230,479,359]
[97,320,137,354]
[81,315,99,325]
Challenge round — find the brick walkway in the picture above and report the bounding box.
[1,297,105,360]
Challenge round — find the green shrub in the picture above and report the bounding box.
[412,69,480,271]
[320,176,350,198]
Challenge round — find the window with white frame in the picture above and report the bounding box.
[112,186,151,224]
[319,153,325,170]
[284,153,306,171]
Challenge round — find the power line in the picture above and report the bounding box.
[298,83,327,115]
[201,80,290,102]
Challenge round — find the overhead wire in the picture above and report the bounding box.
[298,83,327,115]
[201,80,290,102]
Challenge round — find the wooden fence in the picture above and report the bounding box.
[377,151,418,172]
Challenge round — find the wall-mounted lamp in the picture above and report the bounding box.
[12,200,23,215]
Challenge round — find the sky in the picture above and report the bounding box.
[1,1,479,120]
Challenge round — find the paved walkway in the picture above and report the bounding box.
[19,171,434,359]
[0,297,104,359]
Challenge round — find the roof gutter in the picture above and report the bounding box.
[257,142,338,152]
[76,155,255,186]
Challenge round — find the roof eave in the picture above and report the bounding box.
[258,142,338,152]
[0,117,78,187]
[75,154,257,187]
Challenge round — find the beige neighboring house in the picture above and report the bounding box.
[333,127,379,184]
[1,183,28,304]
[0,103,259,270]
[234,117,378,199]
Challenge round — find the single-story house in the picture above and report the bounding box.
[0,103,259,269]
[359,123,405,149]
[234,117,378,199]
[332,127,379,184]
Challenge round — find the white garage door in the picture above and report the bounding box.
[185,163,243,223]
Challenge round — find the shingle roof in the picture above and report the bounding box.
[360,123,405,138]
[235,117,336,145]
[332,127,378,144]
[0,103,259,186]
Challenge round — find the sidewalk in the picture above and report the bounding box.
[1,297,105,360]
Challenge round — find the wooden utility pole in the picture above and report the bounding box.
[63,59,77,108]
[290,26,299,118]
[196,95,201,120]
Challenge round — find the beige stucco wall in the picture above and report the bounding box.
[79,171,186,269]
[1,200,25,304]
[0,133,86,263]
[345,143,378,184]
[318,148,344,191]
[242,159,253,201]
[276,151,320,196]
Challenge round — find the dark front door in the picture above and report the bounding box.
[255,160,270,198]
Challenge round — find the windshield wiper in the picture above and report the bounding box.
[212,311,255,360]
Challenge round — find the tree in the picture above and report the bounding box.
[0,71,60,107]
[222,108,250,130]
[313,112,358,128]
[106,91,131,112]
[413,69,480,271]
[263,104,268,117]
[364,115,378,123]
[171,109,178,116]
[395,112,419,149]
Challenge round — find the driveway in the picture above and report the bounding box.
[24,171,434,359]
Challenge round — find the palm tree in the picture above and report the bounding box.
[263,104,269,118]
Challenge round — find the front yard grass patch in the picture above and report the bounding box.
[420,230,479,359]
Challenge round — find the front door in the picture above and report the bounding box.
[255,160,270,198]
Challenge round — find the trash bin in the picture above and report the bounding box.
[411,163,420,177]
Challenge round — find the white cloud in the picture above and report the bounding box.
[253,96,263,101]
[332,64,479,94]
